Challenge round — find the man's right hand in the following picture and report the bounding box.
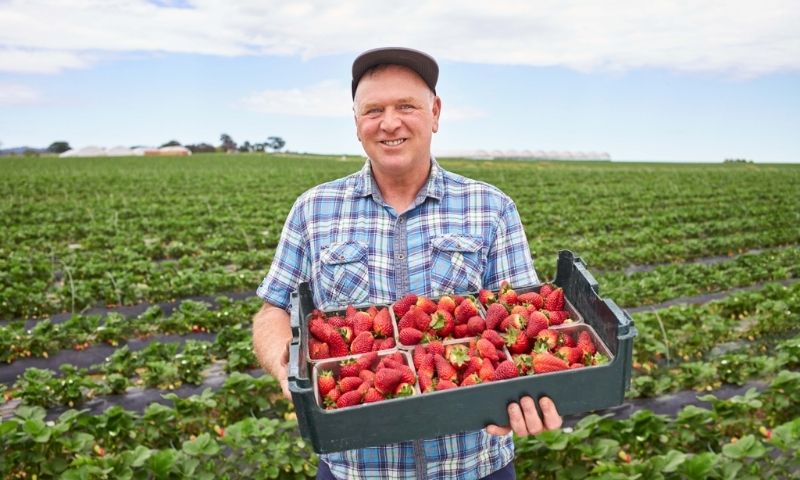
[252,302,294,401]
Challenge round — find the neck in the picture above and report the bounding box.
[371,159,431,214]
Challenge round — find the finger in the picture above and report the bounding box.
[485,424,511,436]
[507,402,528,437]
[280,378,292,400]
[539,397,563,431]
[520,396,543,435]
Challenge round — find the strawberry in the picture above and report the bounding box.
[338,376,364,393]
[419,374,435,393]
[453,295,466,305]
[328,315,347,328]
[426,340,445,357]
[366,305,379,318]
[386,351,405,363]
[467,316,486,335]
[375,368,403,394]
[324,388,341,408]
[416,296,438,314]
[463,356,484,377]
[345,305,358,322]
[364,387,385,403]
[309,338,330,359]
[510,305,528,317]
[430,310,455,338]
[327,332,350,357]
[417,353,436,379]
[356,351,378,371]
[504,327,531,355]
[544,288,565,311]
[309,317,335,342]
[460,373,481,387]
[397,365,416,385]
[434,354,458,381]
[525,311,549,338]
[350,331,375,354]
[352,311,374,336]
[445,344,470,368]
[518,291,544,309]
[338,326,354,345]
[577,331,597,355]
[393,294,418,318]
[338,358,361,378]
[409,307,432,331]
[539,284,554,298]
[336,390,363,408]
[377,337,395,350]
[453,324,470,338]
[569,363,585,369]
[413,345,428,368]
[478,289,496,306]
[476,338,500,362]
[394,382,415,397]
[559,332,576,348]
[513,354,533,375]
[498,280,518,305]
[359,369,376,383]
[436,379,458,390]
[454,298,478,324]
[484,302,508,331]
[399,327,424,345]
[556,346,582,364]
[494,360,519,380]
[317,370,336,396]
[437,295,457,313]
[397,312,416,330]
[478,360,496,381]
[481,329,505,350]
[589,352,609,366]
[536,329,559,351]
[533,352,569,374]
[499,313,526,332]
[372,308,393,337]
[547,310,569,326]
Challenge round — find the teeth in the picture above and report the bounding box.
[382,139,404,146]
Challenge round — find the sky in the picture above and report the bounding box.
[1,1,799,162]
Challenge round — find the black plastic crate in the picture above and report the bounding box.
[288,250,637,453]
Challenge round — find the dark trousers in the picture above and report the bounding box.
[316,460,516,479]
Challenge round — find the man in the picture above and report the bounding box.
[253,47,562,480]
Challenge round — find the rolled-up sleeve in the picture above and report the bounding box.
[256,199,312,310]
[482,200,538,290]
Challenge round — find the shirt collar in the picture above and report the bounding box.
[353,157,444,203]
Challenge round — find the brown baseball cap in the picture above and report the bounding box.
[351,47,439,99]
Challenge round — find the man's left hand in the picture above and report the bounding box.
[485,396,562,437]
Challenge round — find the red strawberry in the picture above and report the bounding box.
[478,289,496,306]
[577,331,597,355]
[350,331,375,354]
[463,356,484,377]
[393,294,418,318]
[559,332,576,348]
[445,344,470,368]
[339,358,361,378]
[453,324,470,338]
[569,363,584,369]
[467,316,486,335]
[430,310,455,338]
[375,368,403,394]
[504,327,530,355]
[533,352,569,374]
[510,305,527,317]
[437,295,457,313]
[416,296,438,314]
[345,304,358,321]
[454,298,478,324]
[366,305,379,318]
[309,317,334,342]
[309,338,330,359]
[323,387,341,408]
[397,365,416,384]
[484,302,509,331]
[338,326,354,345]
[498,280,518,305]
[419,374,435,393]
[426,340,445,357]
[499,313,526,332]
[352,312,373,336]
[518,291,544,309]
[460,373,481,387]
[386,351,405,363]
[356,351,378,370]
[317,370,336,396]
[476,338,500,362]
[394,382,415,397]
[453,295,466,305]
[547,310,569,326]
[377,337,395,350]
[526,311,549,338]
[372,308,393,337]
[327,332,350,357]
[494,360,519,380]
[539,284,554,298]
[536,329,559,351]
[397,312,416,330]
[399,327,424,346]
[336,390,363,408]
[364,387,385,403]
[513,354,533,375]
[413,345,427,368]
[436,379,458,390]
[557,346,582,364]
[478,360,496,381]
[338,376,364,393]
[434,354,458,381]
[359,369,376,383]
[544,288,565,311]
[417,353,436,379]
[328,315,347,328]
[481,329,505,349]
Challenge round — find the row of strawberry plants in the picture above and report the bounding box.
[0,372,317,479]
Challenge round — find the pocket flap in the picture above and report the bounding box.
[320,240,368,265]
[431,234,483,253]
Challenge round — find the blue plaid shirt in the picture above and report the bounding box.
[258,158,538,480]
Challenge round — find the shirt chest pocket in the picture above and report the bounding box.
[430,234,484,297]
[318,240,370,307]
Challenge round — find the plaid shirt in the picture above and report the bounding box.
[258,158,538,480]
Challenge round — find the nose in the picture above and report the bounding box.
[380,108,401,131]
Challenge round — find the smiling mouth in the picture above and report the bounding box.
[381,139,406,146]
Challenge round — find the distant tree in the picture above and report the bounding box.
[186,143,216,153]
[252,142,265,152]
[160,140,182,148]
[238,140,252,153]
[47,141,71,154]
[219,133,237,152]
[265,136,286,151]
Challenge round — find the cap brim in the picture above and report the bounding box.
[352,47,439,99]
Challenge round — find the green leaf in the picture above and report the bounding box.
[123,445,153,468]
[0,420,18,436]
[146,449,178,479]
[660,450,687,473]
[721,435,766,459]
[680,452,717,479]
[22,418,51,442]
[182,433,220,456]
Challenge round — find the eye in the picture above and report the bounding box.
[399,104,415,110]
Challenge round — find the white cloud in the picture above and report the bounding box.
[0,0,798,77]
[238,80,352,117]
[0,83,43,105]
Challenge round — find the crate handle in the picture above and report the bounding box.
[288,340,309,384]
[618,325,638,341]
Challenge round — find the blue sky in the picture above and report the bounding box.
[1,1,799,162]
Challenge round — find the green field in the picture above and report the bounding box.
[1,154,799,478]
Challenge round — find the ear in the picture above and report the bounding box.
[431,96,442,133]
[353,109,361,142]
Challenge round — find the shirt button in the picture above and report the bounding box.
[397,253,405,260]
[398,217,405,224]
